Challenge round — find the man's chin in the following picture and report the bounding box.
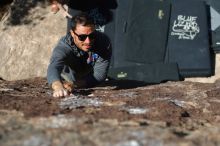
[82,47,91,52]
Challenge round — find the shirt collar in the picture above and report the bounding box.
[65,32,75,48]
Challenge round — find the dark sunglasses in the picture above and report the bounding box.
[73,31,96,41]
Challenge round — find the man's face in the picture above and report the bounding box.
[71,24,95,52]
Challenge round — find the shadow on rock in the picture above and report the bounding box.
[98,79,151,90]
[3,0,48,26]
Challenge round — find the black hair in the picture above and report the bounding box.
[71,12,95,31]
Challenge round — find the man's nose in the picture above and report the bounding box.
[84,36,91,43]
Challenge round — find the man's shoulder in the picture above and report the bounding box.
[52,35,73,54]
[58,33,75,48]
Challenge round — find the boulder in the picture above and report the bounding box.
[0,0,66,81]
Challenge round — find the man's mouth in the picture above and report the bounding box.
[83,44,92,48]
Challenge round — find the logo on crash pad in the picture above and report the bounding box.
[117,72,128,78]
[171,15,200,40]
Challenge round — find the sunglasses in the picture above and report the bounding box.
[73,31,96,41]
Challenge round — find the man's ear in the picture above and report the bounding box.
[70,29,74,37]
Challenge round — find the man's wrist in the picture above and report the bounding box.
[63,81,74,92]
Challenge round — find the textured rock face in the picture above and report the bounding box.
[0,78,220,146]
[0,0,66,80]
[1,0,220,82]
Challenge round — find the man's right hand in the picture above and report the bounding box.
[53,88,68,97]
[52,81,68,98]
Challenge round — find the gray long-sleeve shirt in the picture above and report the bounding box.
[47,32,111,87]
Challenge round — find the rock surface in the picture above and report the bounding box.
[1,0,220,82]
[0,77,220,146]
